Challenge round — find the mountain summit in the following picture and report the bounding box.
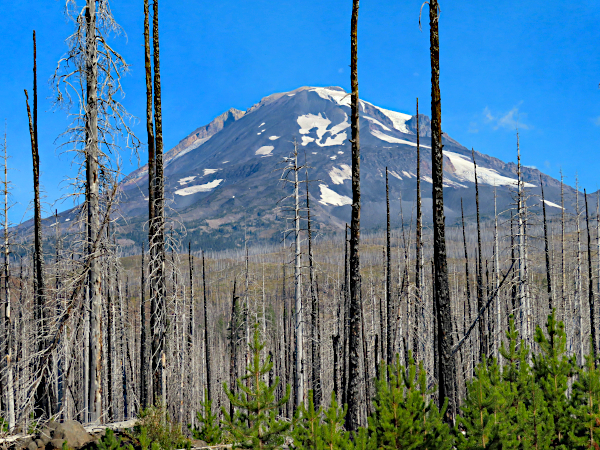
[116,86,573,249]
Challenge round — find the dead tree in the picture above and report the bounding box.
[202,251,211,403]
[306,172,321,408]
[427,0,455,420]
[386,168,393,365]
[472,150,485,359]
[150,0,167,408]
[140,244,148,409]
[347,0,362,430]
[2,127,14,429]
[540,176,553,311]
[414,98,423,364]
[585,190,597,364]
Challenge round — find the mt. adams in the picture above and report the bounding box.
[117,86,574,249]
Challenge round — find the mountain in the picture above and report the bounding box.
[73,86,583,250]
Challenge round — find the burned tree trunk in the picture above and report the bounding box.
[347,0,362,430]
[386,167,393,365]
[150,0,166,407]
[540,176,552,312]
[428,0,454,420]
[306,174,321,408]
[472,150,485,360]
[26,31,50,416]
[140,244,147,409]
[585,190,597,364]
[202,251,212,402]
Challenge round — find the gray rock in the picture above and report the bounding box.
[52,421,92,449]
[48,439,66,450]
[47,421,60,431]
[35,439,45,448]
[27,441,38,450]
[38,428,53,445]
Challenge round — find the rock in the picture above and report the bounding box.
[36,439,45,448]
[38,428,53,445]
[27,441,38,450]
[47,421,59,431]
[52,421,92,449]
[48,439,66,450]
[191,440,208,448]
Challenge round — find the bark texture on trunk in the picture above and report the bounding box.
[429,0,454,421]
[347,0,362,430]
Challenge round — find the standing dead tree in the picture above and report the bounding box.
[347,0,362,430]
[426,0,455,421]
[52,0,138,423]
[277,141,307,408]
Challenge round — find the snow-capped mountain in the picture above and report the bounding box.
[113,86,575,249]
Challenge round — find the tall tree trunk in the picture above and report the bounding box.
[461,199,474,375]
[140,244,147,410]
[347,0,362,428]
[561,170,566,322]
[576,180,583,363]
[229,279,239,419]
[82,0,103,423]
[541,176,553,312]
[386,168,393,365]
[415,98,423,363]
[106,235,114,421]
[151,0,166,407]
[307,173,321,408]
[26,30,52,420]
[2,131,14,430]
[429,0,454,420]
[472,150,485,360]
[494,189,501,363]
[202,251,211,402]
[585,191,597,365]
[341,227,349,407]
[293,143,304,408]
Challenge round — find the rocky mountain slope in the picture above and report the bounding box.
[44,86,581,251]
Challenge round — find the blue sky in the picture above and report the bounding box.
[0,0,598,221]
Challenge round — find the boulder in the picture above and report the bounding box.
[26,441,38,450]
[35,439,45,448]
[48,439,66,450]
[52,421,92,449]
[191,440,208,448]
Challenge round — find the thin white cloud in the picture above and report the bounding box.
[483,104,530,130]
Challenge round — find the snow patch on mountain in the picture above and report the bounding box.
[298,113,331,139]
[269,136,280,141]
[318,184,352,206]
[372,130,430,148]
[364,116,392,131]
[443,151,536,188]
[329,164,351,185]
[373,106,411,133]
[203,169,218,176]
[255,146,275,157]
[175,179,223,196]
[178,176,197,185]
[543,199,563,209]
[389,170,402,180]
[310,87,351,107]
[297,112,350,147]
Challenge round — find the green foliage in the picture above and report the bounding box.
[320,392,348,450]
[532,310,575,447]
[136,405,191,450]
[367,354,453,450]
[222,325,291,450]
[96,429,122,450]
[189,390,223,445]
[569,339,600,449]
[293,391,323,450]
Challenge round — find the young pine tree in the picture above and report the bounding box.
[190,390,222,445]
[222,325,291,450]
[569,340,600,449]
[532,310,576,447]
[368,354,453,450]
[293,391,323,450]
